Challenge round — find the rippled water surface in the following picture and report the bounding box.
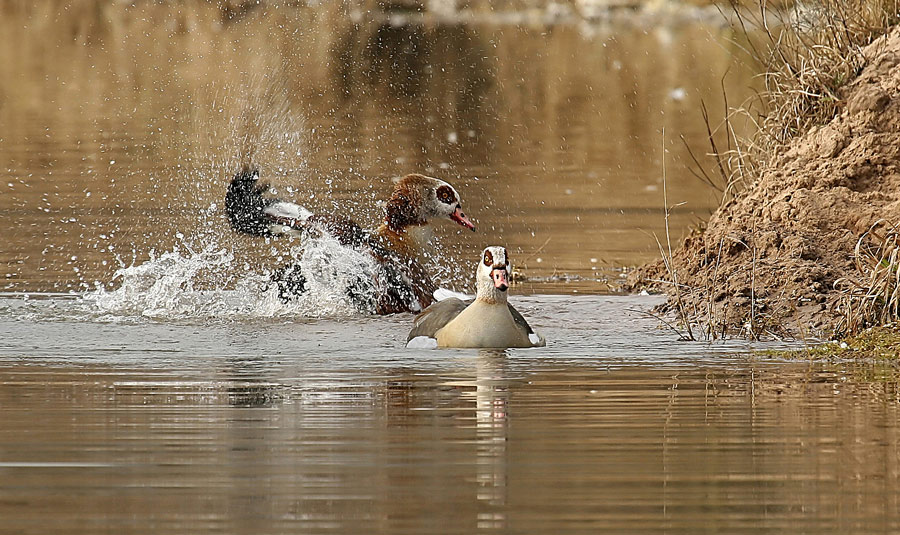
[2,294,900,533]
[3,3,900,533]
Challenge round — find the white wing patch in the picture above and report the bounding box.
[265,201,313,222]
[528,333,545,346]
[406,336,438,349]
[433,287,472,302]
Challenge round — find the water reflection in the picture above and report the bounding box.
[340,22,433,98]
[333,19,495,169]
[2,358,900,533]
[472,350,510,528]
[223,355,285,408]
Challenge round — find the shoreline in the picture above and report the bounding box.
[627,19,900,347]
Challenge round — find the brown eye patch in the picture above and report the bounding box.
[483,250,493,266]
[436,185,456,205]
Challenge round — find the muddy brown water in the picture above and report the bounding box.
[2,294,900,534]
[0,2,748,293]
[2,4,900,534]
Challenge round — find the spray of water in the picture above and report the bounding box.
[82,233,387,322]
[76,70,392,321]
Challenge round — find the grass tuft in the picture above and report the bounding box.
[837,220,900,335]
[763,323,900,361]
[699,0,900,200]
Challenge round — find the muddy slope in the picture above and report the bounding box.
[627,27,900,337]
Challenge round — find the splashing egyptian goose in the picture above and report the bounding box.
[407,246,546,348]
[224,165,475,314]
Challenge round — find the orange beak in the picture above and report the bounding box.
[450,206,475,232]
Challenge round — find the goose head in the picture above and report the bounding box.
[475,246,510,304]
[385,174,475,233]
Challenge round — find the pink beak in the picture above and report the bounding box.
[491,268,509,291]
[450,206,476,232]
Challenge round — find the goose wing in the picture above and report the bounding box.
[407,297,470,341]
[225,166,312,237]
[508,303,546,347]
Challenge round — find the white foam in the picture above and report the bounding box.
[295,236,380,314]
[81,235,388,322]
[84,246,242,321]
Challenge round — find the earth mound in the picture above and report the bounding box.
[627,26,900,338]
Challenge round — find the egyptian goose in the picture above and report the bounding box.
[224,165,475,314]
[407,246,546,348]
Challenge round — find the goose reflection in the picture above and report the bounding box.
[223,355,284,408]
[470,349,510,527]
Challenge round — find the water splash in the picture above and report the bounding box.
[80,235,392,322]
[64,69,467,322]
[85,246,240,321]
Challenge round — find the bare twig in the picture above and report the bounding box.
[657,128,695,341]
[680,134,723,193]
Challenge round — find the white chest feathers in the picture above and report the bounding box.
[435,301,532,348]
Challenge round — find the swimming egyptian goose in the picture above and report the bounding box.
[407,246,546,348]
[224,165,475,314]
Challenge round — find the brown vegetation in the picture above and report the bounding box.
[628,2,900,339]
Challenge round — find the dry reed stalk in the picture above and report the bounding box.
[656,129,696,341]
[837,220,900,335]
[749,237,758,340]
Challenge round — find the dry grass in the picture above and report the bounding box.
[654,129,696,341]
[696,0,900,200]
[837,221,900,335]
[656,0,900,339]
[744,0,898,145]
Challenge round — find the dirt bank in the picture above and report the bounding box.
[627,26,900,339]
